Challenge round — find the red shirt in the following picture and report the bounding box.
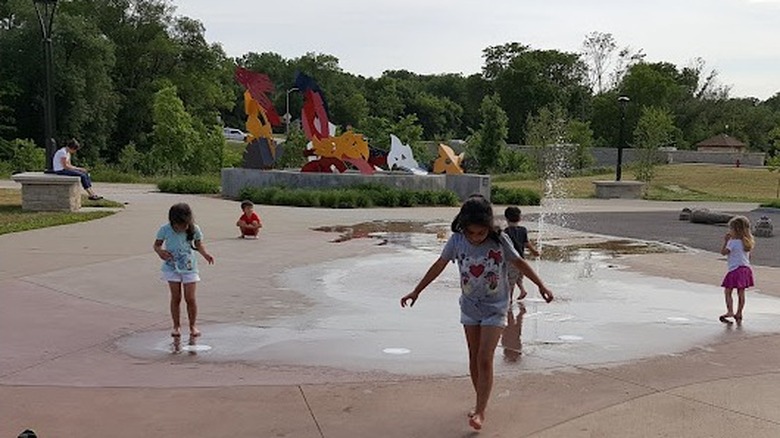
[239,211,261,225]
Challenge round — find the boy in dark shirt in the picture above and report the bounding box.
[504,206,540,300]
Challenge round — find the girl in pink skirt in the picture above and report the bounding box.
[719,216,755,325]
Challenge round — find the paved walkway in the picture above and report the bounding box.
[2,181,780,437]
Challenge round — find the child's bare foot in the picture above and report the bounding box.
[190,327,201,338]
[468,412,484,430]
[735,315,743,325]
[171,328,181,337]
[518,288,528,300]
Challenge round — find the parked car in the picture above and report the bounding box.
[223,127,247,141]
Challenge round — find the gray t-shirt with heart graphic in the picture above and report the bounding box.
[441,232,520,320]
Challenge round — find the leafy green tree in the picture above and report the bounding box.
[151,85,196,175]
[364,76,406,121]
[767,154,780,198]
[185,121,224,174]
[0,84,16,141]
[10,138,45,172]
[482,42,530,80]
[407,92,462,140]
[462,74,493,137]
[470,94,508,174]
[359,116,393,149]
[117,142,142,174]
[632,106,676,184]
[100,0,178,153]
[54,3,120,164]
[275,125,308,170]
[327,75,369,128]
[567,119,595,171]
[581,31,617,94]
[394,114,425,147]
[359,114,424,160]
[769,126,780,155]
[525,105,569,176]
[485,43,590,143]
[168,16,236,126]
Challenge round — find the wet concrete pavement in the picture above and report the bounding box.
[2,180,780,437]
[552,209,780,267]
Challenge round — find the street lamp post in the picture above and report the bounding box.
[616,95,630,181]
[33,0,58,171]
[285,87,299,137]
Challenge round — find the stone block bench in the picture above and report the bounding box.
[592,180,645,199]
[11,172,82,212]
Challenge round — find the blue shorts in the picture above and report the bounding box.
[460,310,507,327]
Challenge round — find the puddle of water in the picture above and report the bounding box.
[313,220,683,262]
[312,221,450,243]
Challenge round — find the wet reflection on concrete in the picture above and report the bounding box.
[117,232,780,378]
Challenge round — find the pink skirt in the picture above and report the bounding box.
[721,265,754,289]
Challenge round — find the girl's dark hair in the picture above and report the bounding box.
[451,194,501,244]
[66,138,80,150]
[169,203,196,245]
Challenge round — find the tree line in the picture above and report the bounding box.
[1,0,779,176]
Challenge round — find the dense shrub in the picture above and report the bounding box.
[91,165,146,183]
[760,200,780,209]
[238,185,459,208]
[9,139,44,173]
[158,175,221,194]
[491,185,541,205]
[222,144,243,168]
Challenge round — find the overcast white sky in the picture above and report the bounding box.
[172,0,779,100]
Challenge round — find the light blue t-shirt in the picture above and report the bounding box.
[156,223,203,273]
[441,232,521,319]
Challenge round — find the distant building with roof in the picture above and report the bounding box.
[695,134,747,153]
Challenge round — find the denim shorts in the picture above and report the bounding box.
[161,270,200,284]
[460,308,507,327]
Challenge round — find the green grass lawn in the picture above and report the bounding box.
[0,189,120,235]
[495,164,780,203]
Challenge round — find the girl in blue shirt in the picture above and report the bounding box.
[154,203,214,339]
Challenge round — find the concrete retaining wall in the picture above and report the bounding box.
[221,168,491,201]
[666,151,765,166]
[510,145,766,168]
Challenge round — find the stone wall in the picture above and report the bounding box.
[221,168,491,201]
[509,145,766,168]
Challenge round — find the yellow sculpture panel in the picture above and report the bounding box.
[243,90,277,158]
[433,143,465,174]
[311,131,369,161]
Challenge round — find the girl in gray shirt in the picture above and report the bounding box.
[401,195,554,431]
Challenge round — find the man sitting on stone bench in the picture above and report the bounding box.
[53,138,102,201]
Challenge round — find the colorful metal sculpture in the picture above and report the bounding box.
[235,67,282,169]
[295,72,374,174]
[388,134,427,174]
[433,143,465,174]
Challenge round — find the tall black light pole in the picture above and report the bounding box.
[616,95,630,181]
[33,0,58,171]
